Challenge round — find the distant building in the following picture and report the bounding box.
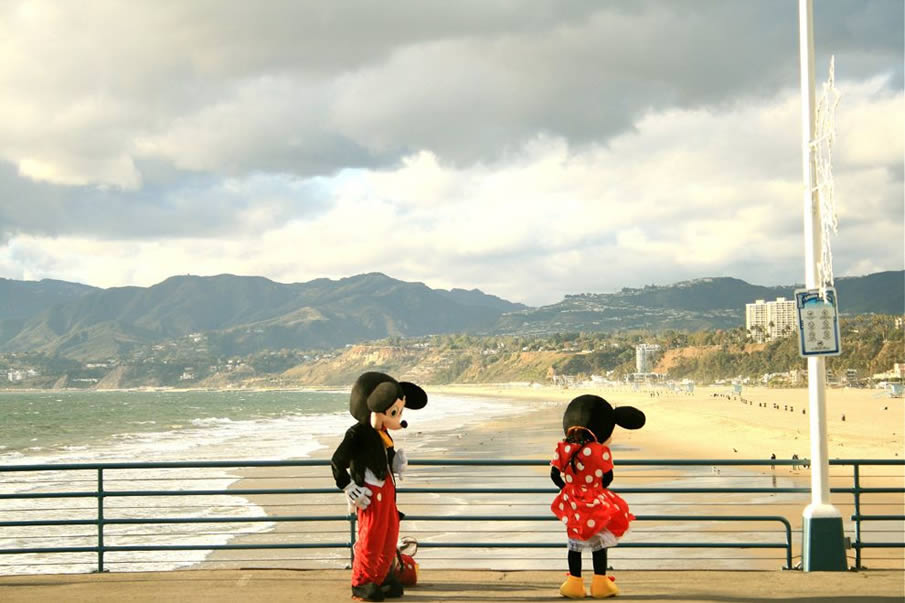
[746,297,796,342]
[635,344,661,374]
[626,371,664,384]
[6,368,38,382]
[873,363,905,381]
[552,374,578,387]
[746,301,768,340]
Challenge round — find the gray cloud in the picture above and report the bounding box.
[0,1,901,301]
[0,161,330,241]
[2,1,901,184]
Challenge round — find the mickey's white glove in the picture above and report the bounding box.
[343,483,372,510]
[392,449,408,478]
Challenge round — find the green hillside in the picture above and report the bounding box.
[0,273,526,359]
[0,270,900,361]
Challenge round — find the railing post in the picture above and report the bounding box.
[349,513,357,566]
[784,519,793,569]
[97,468,105,573]
[853,463,861,569]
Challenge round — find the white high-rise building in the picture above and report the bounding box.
[635,344,661,373]
[746,297,797,342]
[746,300,768,340]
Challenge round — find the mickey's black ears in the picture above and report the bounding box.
[366,381,401,413]
[349,372,428,423]
[614,406,646,430]
[400,382,428,410]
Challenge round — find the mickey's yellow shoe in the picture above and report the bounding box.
[590,574,620,598]
[559,574,586,599]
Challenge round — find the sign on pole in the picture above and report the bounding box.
[795,287,841,357]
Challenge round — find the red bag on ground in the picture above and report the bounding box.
[395,552,418,586]
[392,536,418,586]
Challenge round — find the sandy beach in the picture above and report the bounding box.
[198,383,902,574]
[430,383,904,463]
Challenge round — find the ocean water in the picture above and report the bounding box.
[0,389,527,574]
[0,390,353,463]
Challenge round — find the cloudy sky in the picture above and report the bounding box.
[0,1,902,306]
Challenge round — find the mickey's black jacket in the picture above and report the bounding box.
[331,422,397,490]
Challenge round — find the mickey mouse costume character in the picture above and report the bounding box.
[550,395,645,599]
[331,372,427,602]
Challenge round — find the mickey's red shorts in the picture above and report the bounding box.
[351,479,399,587]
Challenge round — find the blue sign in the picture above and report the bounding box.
[795,287,842,357]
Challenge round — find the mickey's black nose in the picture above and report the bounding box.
[400,420,408,428]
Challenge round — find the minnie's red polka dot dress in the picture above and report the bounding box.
[550,441,634,542]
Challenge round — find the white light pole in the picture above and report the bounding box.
[798,0,846,571]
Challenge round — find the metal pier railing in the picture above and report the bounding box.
[0,459,901,573]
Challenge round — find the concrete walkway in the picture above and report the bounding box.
[1,569,903,602]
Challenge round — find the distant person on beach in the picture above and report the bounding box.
[331,372,428,602]
[550,395,645,599]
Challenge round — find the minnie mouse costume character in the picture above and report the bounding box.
[331,372,427,602]
[550,395,645,599]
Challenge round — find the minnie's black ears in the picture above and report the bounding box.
[614,406,646,430]
[562,394,645,441]
[400,382,428,410]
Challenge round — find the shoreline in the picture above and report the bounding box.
[3,381,902,396]
[8,381,893,463]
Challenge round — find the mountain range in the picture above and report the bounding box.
[496,271,904,335]
[0,270,901,360]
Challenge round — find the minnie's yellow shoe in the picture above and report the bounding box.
[590,574,620,598]
[559,574,586,599]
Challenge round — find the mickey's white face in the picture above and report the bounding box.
[376,398,405,430]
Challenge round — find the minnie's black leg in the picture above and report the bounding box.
[589,548,619,597]
[592,548,607,575]
[568,550,582,576]
[560,550,586,598]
